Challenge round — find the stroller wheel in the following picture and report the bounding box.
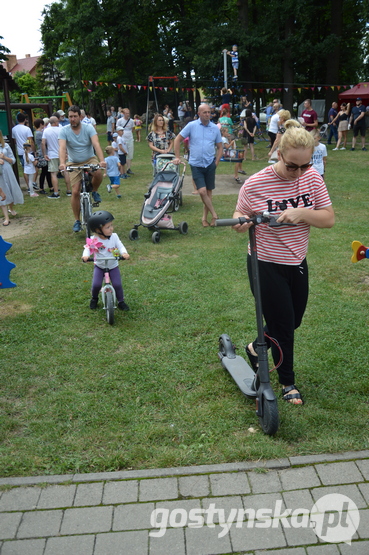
[129,229,139,241]
[179,190,183,206]
[152,231,161,244]
[179,222,188,235]
[173,196,180,212]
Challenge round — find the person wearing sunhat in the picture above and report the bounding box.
[350,97,367,151]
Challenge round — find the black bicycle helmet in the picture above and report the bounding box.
[88,211,114,236]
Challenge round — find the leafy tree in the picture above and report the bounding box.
[0,36,10,63]
[39,0,369,117]
[13,71,37,97]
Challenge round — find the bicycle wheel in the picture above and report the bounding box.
[82,197,92,238]
[105,289,115,325]
[259,396,279,436]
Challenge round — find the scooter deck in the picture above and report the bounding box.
[219,354,257,398]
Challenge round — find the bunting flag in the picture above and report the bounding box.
[80,79,354,94]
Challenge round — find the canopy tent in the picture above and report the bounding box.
[338,83,369,104]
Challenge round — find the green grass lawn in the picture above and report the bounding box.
[1,126,369,477]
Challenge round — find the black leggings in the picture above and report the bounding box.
[247,256,309,386]
[39,165,52,190]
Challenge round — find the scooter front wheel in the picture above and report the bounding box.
[258,395,279,436]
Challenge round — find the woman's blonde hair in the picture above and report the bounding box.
[0,130,4,147]
[278,109,291,122]
[151,113,168,133]
[279,120,314,154]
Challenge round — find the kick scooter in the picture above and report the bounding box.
[216,211,294,435]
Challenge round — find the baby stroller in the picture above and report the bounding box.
[129,154,188,244]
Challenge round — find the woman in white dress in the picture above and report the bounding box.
[0,131,24,226]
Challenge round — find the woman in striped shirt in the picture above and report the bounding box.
[233,121,335,405]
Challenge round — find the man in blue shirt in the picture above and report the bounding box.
[59,105,106,232]
[350,97,367,151]
[174,104,223,227]
[327,102,338,145]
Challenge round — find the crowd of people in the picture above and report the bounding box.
[1,94,366,233]
[5,92,369,407]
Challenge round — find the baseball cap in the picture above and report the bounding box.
[116,126,124,131]
[356,97,362,101]
[57,109,65,116]
[113,132,118,137]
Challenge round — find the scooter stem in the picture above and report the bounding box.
[249,223,269,385]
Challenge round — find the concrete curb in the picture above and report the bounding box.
[1,450,368,488]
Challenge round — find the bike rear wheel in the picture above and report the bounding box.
[105,289,115,325]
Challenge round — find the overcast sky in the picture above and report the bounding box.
[3,0,56,59]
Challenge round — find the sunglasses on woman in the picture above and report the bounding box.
[280,153,312,173]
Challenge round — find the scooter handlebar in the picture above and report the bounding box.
[215,217,250,227]
[216,212,296,228]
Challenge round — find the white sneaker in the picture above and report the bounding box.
[30,193,39,197]
[340,147,346,150]
[106,184,112,193]
[332,148,339,151]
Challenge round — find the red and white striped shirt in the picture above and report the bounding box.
[236,165,332,265]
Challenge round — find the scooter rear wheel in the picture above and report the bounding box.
[259,396,279,436]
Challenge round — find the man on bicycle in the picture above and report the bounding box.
[59,105,106,232]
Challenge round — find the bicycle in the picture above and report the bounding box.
[66,164,101,238]
[85,255,125,325]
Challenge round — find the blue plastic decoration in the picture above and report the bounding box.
[0,236,16,288]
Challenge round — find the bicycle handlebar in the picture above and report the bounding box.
[83,256,125,262]
[66,164,101,172]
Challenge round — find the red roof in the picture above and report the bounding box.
[9,56,39,75]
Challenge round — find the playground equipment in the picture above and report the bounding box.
[0,236,16,289]
[20,92,73,123]
[145,76,179,133]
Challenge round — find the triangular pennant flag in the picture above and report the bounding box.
[298,88,301,93]
[331,86,334,91]
[318,87,321,91]
[285,88,288,92]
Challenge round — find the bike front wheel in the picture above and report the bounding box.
[82,197,92,238]
[105,289,115,325]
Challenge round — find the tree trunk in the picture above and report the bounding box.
[325,0,343,120]
[282,16,294,114]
